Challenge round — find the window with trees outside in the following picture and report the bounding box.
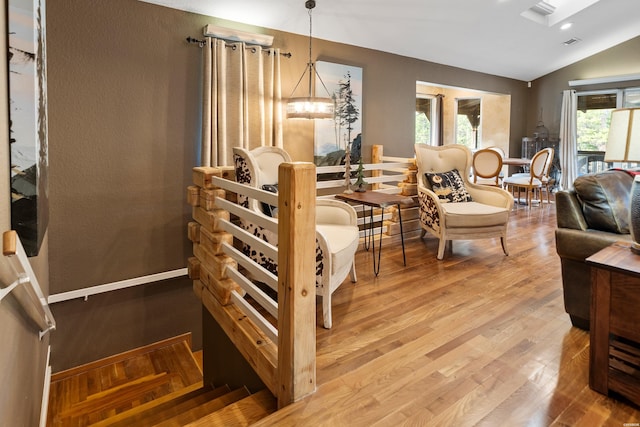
[576,88,640,175]
[416,96,435,145]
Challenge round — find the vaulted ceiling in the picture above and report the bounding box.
[141,0,640,82]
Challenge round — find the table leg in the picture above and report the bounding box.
[372,206,383,276]
[362,205,371,251]
[397,203,406,266]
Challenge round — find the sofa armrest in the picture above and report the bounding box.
[555,227,631,261]
[555,190,588,230]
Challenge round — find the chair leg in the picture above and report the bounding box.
[546,184,551,204]
[322,293,332,329]
[437,238,446,260]
[349,260,357,283]
[501,235,509,256]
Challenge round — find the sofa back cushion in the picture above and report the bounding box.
[574,170,633,234]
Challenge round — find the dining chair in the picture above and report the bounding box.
[472,148,503,187]
[486,146,506,158]
[539,148,555,203]
[233,146,359,329]
[502,148,552,207]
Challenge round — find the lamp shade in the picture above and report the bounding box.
[604,108,640,162]
[286,97,334,120]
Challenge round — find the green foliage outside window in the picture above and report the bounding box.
[576,108,612,151]
[415,113,431,144]
[456,115,474,149]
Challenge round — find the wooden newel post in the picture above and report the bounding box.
[372,144,383,190]
[277,162,317,408]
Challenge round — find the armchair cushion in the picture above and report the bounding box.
[425,169,473,203]
[441,202,510,228]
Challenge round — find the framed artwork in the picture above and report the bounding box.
[314,61,363,166]
[9,0,48,256]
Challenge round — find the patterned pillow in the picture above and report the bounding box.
[261,184,279,217]
[425,169,473,203]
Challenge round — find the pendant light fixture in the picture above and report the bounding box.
[286,0,335,119]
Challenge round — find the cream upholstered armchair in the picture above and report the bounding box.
[414,144,514,260]
[233,146,359,329]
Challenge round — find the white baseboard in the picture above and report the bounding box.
[39,346,51,427]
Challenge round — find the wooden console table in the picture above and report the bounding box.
[335,191,412,276]
[586,241,640,405]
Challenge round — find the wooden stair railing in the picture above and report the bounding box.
[187,162,317,409]
[186,147,417,412]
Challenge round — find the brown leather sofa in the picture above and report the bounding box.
[555,169,633,330]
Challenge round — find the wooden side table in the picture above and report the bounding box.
[586,241,640,405]
[335,191,413,276]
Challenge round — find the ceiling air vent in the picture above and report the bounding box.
[563,37,582,46]
[531,1,556,16]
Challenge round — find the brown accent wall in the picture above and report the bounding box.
[286,43,529,160]
[528,36,640,139]
[46,0,209,371]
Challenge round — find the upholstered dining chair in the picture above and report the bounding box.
[503,147,553,207]
[539,148,555,203]
[414,144,514,260]
[472,148,503,186]
[233,146,359,329]
[486,145,506,158]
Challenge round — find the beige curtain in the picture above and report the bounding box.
[559,89,577,190]
[201,39,283,167]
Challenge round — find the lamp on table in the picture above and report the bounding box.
[604,107,640,254]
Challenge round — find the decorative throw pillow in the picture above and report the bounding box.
[425,169,473,203]
[261,184,279,217]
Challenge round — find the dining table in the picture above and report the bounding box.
[502,157,531,167]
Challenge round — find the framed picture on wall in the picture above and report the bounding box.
[8,0,48,256]
[314,61,363,166]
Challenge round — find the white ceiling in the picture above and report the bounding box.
[140,0,640,82]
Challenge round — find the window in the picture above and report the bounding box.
[415,96,435,145]
[576,88,639,174]
[455,98,481,150]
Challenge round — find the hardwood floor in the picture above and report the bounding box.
[255,201,640,426]
[48,199,640,426]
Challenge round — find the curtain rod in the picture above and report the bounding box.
[186,36,292,58]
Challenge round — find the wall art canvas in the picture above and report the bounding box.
[314,61,362,166]
[9,0,48,256]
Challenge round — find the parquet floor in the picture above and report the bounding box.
[255,201,640,426]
